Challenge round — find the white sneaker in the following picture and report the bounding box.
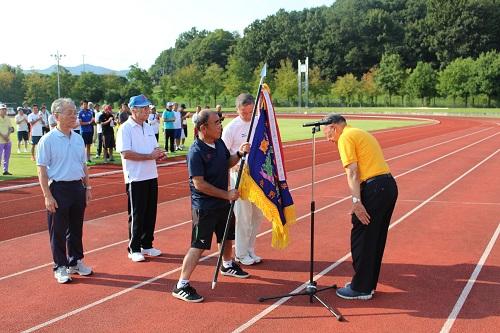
[17,149,21,153]
[235,255,255,266]
[141,247,162,256]
[54,266,72,284]
[23,148,28,153]
[67,260,93,276]
[128,252,145,262]
[249,251,262,264]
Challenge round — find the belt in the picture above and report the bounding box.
[51,180,82,185]
[361,173,392,187]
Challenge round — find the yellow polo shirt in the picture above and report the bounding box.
[337,125,390,181]
[0,116,12,144]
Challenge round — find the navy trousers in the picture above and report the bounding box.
[350,176,398,293]
[48,180,86,269]
[126,178,158,253]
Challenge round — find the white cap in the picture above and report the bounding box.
[0,104,7,109]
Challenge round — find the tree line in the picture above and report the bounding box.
[1,0,499,108]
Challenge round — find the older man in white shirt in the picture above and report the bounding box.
[222,93,264,266]
[37,98,93,284]
[116,94,167,262]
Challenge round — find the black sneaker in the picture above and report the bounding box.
[3,171,12,175]
[172,283,204,303]
[221,261,250,279]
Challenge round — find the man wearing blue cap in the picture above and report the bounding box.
[116,94,167,262]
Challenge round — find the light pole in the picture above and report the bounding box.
[51,51,66,98]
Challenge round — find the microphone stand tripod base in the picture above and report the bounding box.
[257,125,343,322]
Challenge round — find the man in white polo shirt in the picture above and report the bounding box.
[222,93,264,266]
[36,98,93,284]
[27,104,45,161]
[116,94,167,262]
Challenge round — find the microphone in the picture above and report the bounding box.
[302,119,333,127]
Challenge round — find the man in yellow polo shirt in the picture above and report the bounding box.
[324,114,398,300]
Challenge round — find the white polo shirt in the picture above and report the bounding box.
[222,116,257,172]
[36,129,86,182]
[116,118,158,184]
[27,113,44,136]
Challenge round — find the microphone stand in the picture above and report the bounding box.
[258,125,343,321]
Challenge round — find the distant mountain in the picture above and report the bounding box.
[24,64,129,77]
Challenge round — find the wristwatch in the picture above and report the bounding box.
[85,186,92,190]
[352,196,360,204]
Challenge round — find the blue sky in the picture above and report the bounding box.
[2,0,334,71]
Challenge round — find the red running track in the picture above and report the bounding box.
[0,115,498,333]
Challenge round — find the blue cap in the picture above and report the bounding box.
[128,94,151,108]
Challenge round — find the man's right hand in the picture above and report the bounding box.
[227,189,239,201]
[150,148,165,160]
[45,195,58,213]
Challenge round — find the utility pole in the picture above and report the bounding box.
[51,51,66,98]
[82,54,86,73]
[298,57,309,112]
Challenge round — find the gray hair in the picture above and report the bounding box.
[323,113,347,125]
[51,98,76,115]
[235,93,254,109]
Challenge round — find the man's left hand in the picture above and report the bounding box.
[352,202,370,225]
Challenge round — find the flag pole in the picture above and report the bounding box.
[212,63,267,290]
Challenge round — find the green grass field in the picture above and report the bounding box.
[0,116,429,181]
[273,106,500,117]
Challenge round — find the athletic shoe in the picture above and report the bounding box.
[221,261,250,278]
[141,247,162,257]
[2,171,12,175]
[23,148,28,153]
[235,255,255,266]
[248,250,262,264]
[128,252,145,262]
[95,154,100,159]
[336,285,372,300]
[344,282,375,295]
[17,149,21,153]
[67,260,93,276]
[54,266,72,284]
[172,283,204,303]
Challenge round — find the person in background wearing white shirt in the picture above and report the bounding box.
[36,97,93,283]
[40,104,50,134]
[27,104,44,161]
[94,104,103,159]
[116,94,167,262]
[147,105,160,142]
[172,102,182,150]
[222,93,264,266]
[15,107,29,153]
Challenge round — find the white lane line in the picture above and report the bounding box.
[232,149,499,333]
[440,222,500,333]
[18,149,499,332]
[1,131,497,281]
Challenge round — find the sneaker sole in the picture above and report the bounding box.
[141,250,162,257]
[56,276,72,284]
[221,271,250,279]
[336,291,373,300]
[344,282,375,295]
[234,258,255,266]
[127,254,145,262]
[68,269,93,276]
[171,292,204,303]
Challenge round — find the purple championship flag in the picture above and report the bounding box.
[239,84,296,248]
